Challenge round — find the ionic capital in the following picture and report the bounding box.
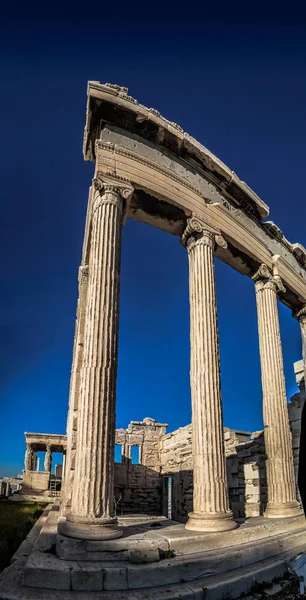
[252,263,286,293]
[292,305,306,323]
[92,172,134,223]
[181,216,227,252]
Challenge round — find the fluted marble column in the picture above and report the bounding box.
[44,445,52,472]
[62,264,89,510]
[293,305,306,511]
[61,174,133,540]
[294,306,306,383]
[253,264,300,518]
[182,217,237,532]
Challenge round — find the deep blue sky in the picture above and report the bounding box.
[1,5,306,476]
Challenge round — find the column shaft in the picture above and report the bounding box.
[62,188,92,510]
[299,314,306,383]
[254,268,300,517]
[61,175,133,541]
[62,265,89,510]
[183,219,236,532]
[294,307,306,514]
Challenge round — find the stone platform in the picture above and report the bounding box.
[1,506,306,599]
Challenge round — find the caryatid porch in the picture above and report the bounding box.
[60,82,306,544]
[23,433,67,493]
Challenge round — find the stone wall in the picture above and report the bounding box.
[160,424,193,521]
[20,363,305,520]
[158,361,305,523]
[159,424,267,521]
[225,429,267,519]
[22,471,50,492]
[110,363,305,522]
[113,417,167,515]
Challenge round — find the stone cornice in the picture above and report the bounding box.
[84,81,269,221]
[252,263,286,293]
[262,222,306,271]
[181,216,227,251]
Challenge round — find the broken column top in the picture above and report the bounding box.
[128,418,168,434]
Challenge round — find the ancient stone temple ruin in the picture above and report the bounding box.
[1,81,306,599]
[22,433,67,496]
[19,359,306,521]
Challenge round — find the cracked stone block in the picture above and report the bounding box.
[103,566,128,591]
[23,551,71,590]
[71,562,103,591]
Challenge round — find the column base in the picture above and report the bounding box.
[59,514,123,540]
[185,511,238,532]
[264,501,302,519]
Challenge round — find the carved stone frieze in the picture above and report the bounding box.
[95,140,213,206]
[221,199,242,217]
[93,133,306,306]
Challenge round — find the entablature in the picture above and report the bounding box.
[82,82,306,311]
[24,432,67,453]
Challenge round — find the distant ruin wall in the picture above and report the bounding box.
[160,424,193,521]
[113,367,305,523]
[21,364,305,519]
[113,417,166,515]
[158,384,305,523]
[159,425,268,521]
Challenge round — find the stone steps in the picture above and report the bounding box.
[21,522,306,592]
[57,514,306,561]
[2,510,306,599]
[1,540,305,599]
